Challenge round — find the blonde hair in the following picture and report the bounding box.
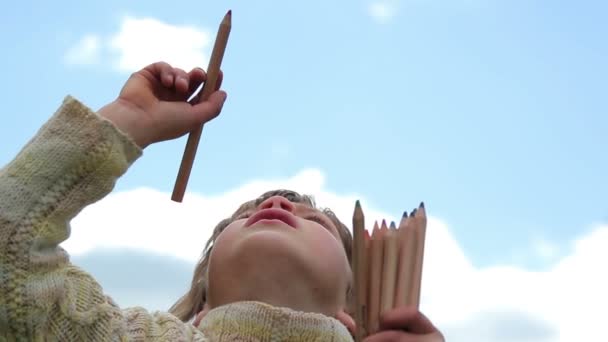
[168,189,353,322]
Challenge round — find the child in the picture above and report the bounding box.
[0,61,443,341]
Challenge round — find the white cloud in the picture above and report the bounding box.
[65,169,391,262]
[420,224,608,342]
[533,237,560,261]
[108,16,211,73]
[64,35,101,66]
[64,16,211,73]
[368,2,397,23]
[64,168,608,341]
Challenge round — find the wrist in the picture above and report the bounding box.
[98,99,151,148]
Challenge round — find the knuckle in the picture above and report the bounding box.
[128,71,142,81]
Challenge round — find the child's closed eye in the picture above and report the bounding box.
[305,215,332,231]
[235,212,251,220]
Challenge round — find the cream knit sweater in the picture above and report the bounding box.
[0,96,353,341]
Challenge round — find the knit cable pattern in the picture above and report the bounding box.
[0,96,353,341]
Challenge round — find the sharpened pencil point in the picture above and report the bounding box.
[420,201,425,209]
[353,200,364,222]
[380,220,389,234]
[354,200,363,215]
[389,221,397,230]
[411,208,418,216]
[227,9,232,16]
[399,210,408,228]
[372,221,381,237]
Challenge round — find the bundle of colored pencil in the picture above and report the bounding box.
[351,200,427,340]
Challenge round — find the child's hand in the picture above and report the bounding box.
[364,308,444,342]
[98,61,227,148]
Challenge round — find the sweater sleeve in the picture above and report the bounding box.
[0,96,206,341]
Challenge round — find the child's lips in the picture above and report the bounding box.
[244,208,298,229]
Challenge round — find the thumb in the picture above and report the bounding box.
[335,311,356,336]
[188,90,228,125]
[380,308,438,335]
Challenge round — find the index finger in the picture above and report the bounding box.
[143,61,174,87]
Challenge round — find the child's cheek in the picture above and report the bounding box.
[307,229,349,273]
[209,222,241,261]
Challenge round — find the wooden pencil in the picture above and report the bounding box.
[395,212,416,307]
[380,222,398,314]
[352,200,366,342]
[367,221,383,334]
[362,228,371,335]
[402,213,419,306]
[411,202,427,308]
[172,10,232,202]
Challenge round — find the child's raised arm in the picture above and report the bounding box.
[0,62,226,340]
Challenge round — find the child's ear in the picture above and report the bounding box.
[193,303,211,328]
[335,310,356,336]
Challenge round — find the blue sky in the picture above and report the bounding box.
[3,0,606,267]
[2,1,608,340]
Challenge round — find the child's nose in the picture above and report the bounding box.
[258,196,296,212]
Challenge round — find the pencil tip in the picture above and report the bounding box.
[390,221,397,230]
[411,208,418,216]
[353,200,364,217]
[420,201,425,209]
[380,219,388,231]
[399,211,408,228]
[223,10,232,24]
[353,200,364,223]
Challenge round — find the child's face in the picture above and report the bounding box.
[206,195,352,315]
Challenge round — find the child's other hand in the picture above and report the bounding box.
[99,61,227,148]
[363,307,444,342]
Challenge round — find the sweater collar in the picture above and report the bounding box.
[197,301,353,341]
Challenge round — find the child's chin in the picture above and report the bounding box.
[238,230,301,253]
